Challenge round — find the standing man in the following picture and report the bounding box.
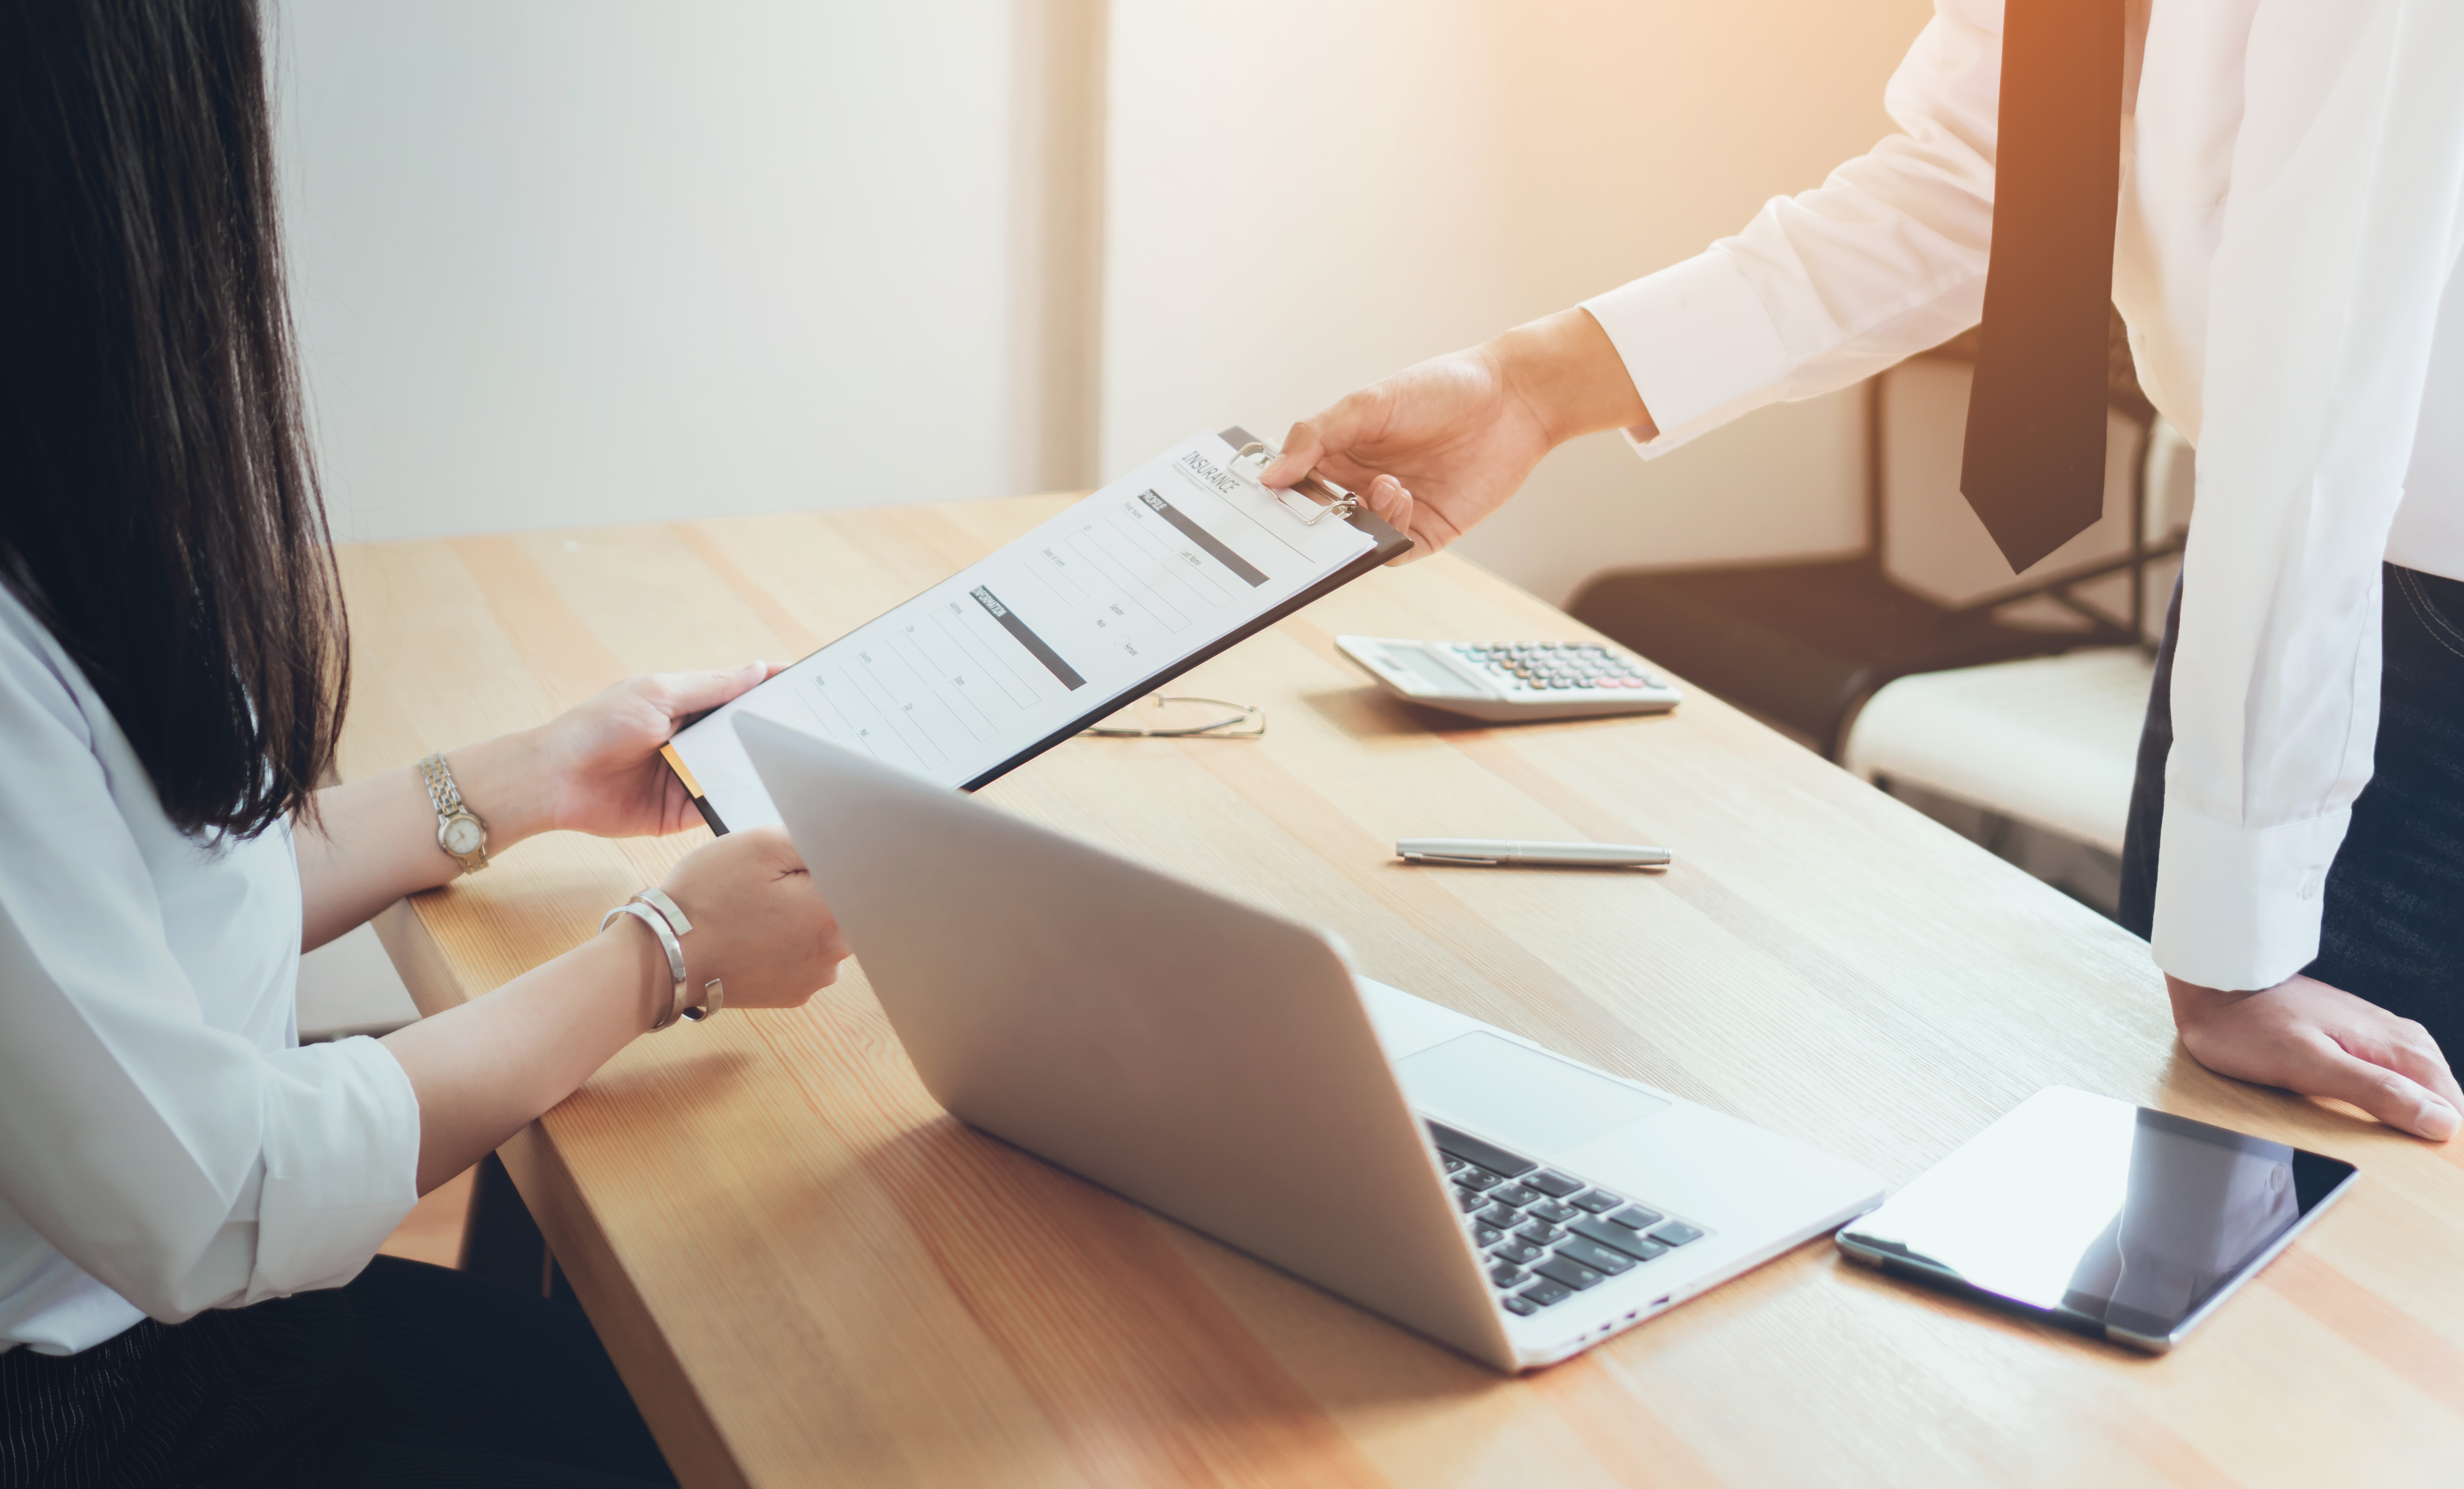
[1267,0,2464,1138]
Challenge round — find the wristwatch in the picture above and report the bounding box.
[418,752,490,875]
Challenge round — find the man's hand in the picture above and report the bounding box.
[2169,972,2463,1140]
[1262,308,1653,561]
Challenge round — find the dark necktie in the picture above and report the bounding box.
[1958,0,2127,573]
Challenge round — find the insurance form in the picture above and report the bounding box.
[666,429,1404,830]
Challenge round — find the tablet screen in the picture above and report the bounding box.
[1839,1087,2356,1343]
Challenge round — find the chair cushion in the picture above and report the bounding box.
[1569,557,2095,755]
[1841,647,2155,855]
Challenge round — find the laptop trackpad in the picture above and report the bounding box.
[1396,1032,1669,1155]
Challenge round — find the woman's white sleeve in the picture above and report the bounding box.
[0,637,419,1321]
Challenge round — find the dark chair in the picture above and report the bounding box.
[461,1153,582,1307]
[1569,319,2172,759]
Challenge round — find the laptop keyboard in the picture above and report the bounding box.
[1427,1119,1707,1317]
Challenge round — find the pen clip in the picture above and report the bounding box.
[1401,851,1501,866]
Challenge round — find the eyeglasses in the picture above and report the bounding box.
[1080,693,1266,739]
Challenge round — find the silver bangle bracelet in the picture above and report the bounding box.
[601,901,688,1031]
[600,889,724,1029]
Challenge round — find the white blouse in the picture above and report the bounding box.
[1584,0,2464,991]
[0,584,418,1356]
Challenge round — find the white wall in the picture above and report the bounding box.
[276,1,1074,543]
[282,0,1936,607]
[1102,0,1934,603]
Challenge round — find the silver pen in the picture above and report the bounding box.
[1395,838,1670,869]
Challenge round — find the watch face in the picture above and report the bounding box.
[442,816,485,856]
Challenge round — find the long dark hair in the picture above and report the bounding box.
[1,0,345,840]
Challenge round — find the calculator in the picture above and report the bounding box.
[1333,635,1683,723]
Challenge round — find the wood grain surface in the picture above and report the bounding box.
[337,497,2464,1489]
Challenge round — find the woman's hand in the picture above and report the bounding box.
[2169,972,2464,1140]
[650,827,848,1010]
[1261,308,1653,561]
[387,825,846,1190]
[298,661,784,949]
[532,663,782,839]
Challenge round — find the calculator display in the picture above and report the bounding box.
[1374,643,1477,693]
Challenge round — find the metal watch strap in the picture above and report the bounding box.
[418,751,490,875]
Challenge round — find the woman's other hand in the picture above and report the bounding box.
[2169,972,2464,1140]
[650,827,848,1010]
[390,824,845,1191]
[1260,308,1653,562]
[535,663,782,838]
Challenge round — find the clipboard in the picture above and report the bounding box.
[661,426,1410,833]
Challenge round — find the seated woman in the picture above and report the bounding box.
[0,4,845,1484]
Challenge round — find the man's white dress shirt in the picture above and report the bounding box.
[0,584,420,1355]
[1583,0,2464,992]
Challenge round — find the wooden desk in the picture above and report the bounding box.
[338,498,2464,1488]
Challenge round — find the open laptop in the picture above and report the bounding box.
[738,713,1885,1372]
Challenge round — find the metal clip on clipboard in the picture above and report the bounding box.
[1226,441,1361,527]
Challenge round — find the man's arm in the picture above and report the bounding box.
[1267,0,2006,552]
[2150,1,2464,993]
[2142,1,2464,1140]
[1585,0,2003,456]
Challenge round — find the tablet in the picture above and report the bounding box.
[661,427,1409,832]
[1836,1086,2358,1352]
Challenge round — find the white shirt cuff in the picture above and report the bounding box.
[1581,250,1794,459]
[245,1034,421,1301]
[2150,801,2349,992]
